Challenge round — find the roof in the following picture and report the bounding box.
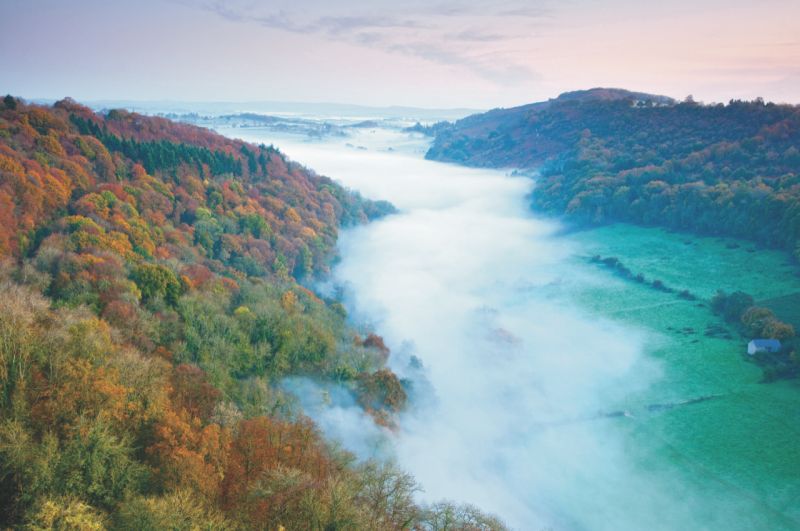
[749,339,782,348]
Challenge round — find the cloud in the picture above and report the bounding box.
[495,6,552,18]
[198,1,246,22]
[176,0,544,85]
[448,28,507,42]
[182,1,425,34]
[316,15,427,36]
[424,1,552,18]
[388,41,541,84]
[251,10,314,33]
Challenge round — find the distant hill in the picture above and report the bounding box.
[59,98,483,122]
[426,89,800,257]
[426,88,677,167]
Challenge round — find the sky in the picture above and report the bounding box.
[1,0,799,108]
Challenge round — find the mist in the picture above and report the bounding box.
[218,125,725,530]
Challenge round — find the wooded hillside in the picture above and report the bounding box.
[427,89,800,257]
[0,96,503,530]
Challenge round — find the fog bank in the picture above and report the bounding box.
[220,126,718,530]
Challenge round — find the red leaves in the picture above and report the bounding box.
[363,333,390,359]
[147,409,231,499]
[170,364,221,421]
[221,416,333,514]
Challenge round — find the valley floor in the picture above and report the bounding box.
[569,224,800,529]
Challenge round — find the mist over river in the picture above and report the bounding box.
[216,124,798,530]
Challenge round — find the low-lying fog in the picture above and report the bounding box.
[217,124,708,530]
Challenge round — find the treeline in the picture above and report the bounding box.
[0,96,504,529]
[711,290,797,380]
[426,89,800,258]
[589,255,698,300]
[71,113,243,176]
[711,290,795,341]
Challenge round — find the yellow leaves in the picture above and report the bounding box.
[76,192,113,220]
[26,496,108,531]
[116,490,239,530]
[300,226,317,240]
[72,189,158,259]
[284,207,302,224]
[17,115,39,141]
[280,291,299,313]
[65,317,113,362]
[10,299,169,434]
[26,107,69,134]
[233,305,252,317]
[105,231,136,258]
[75,136,97,160]
[126,218,156,257]
[110,213,131,232]
[44,167,74,206]
[64,215,136,259]
[0,152,24,175]
[44,164,79,202]
[178,274,195,292]
[36,132,66,157]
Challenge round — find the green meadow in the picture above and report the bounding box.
[568,223,800,530]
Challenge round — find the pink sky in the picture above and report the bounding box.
[1,0,798,108]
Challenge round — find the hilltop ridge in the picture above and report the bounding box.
[425,89,800,257]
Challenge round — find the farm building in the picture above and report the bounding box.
[747,339,782,355]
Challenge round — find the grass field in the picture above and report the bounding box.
[566,223,800,530]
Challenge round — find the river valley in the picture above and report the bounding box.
[217,122,800,531]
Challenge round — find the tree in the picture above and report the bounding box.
[26,496,107,531]
[221,416,333,526]
[362,370,406,411]
[420,501,508,531]
[170,364,221,421]
[762,319,795,341]
[711,290,754,323]
[147,410,230,499]
[132,263,182,306]
[55,418,147,510]
[356,461,419,530]
[115,490,238,531]
[741,306,776,337]
[3,95,17,110]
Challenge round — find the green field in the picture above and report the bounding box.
[567,224,800,530]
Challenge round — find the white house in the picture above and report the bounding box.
[747,339,782,355]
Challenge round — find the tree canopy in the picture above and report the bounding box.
[427,89,800,258]
[0,97,502,529]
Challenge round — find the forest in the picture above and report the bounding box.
[425,89,800,259]
[0,96,504,530]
